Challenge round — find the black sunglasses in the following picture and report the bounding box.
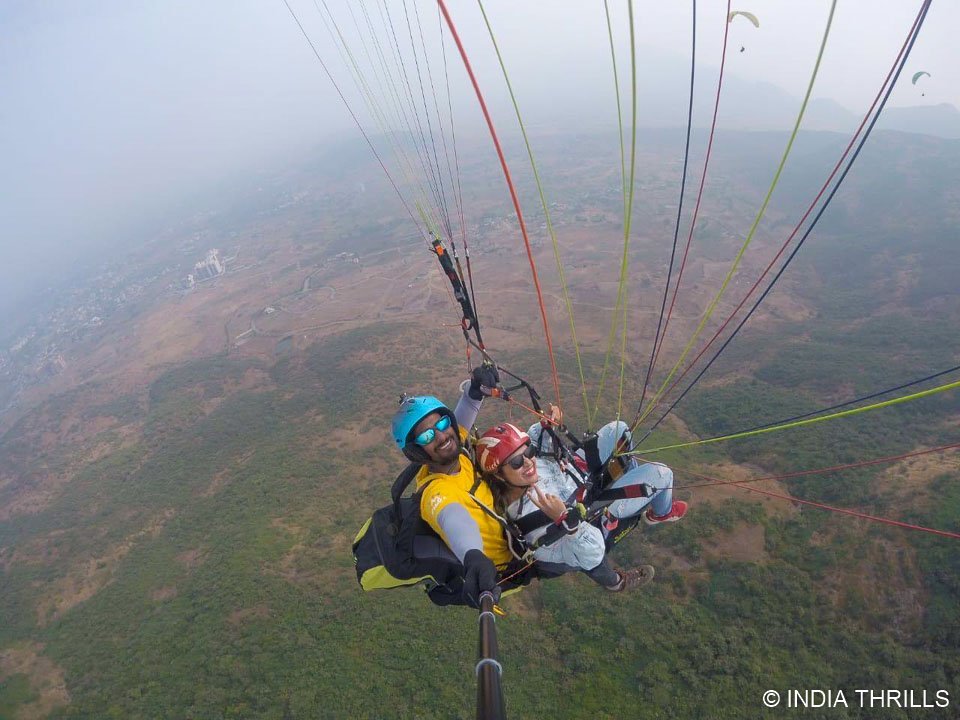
[503,443,537,471]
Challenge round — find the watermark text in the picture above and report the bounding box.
[761,689,950,709]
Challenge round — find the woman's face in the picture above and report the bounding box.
[498,443,538,488]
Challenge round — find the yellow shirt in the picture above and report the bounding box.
[416,429,513,569]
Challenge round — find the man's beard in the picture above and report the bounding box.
[430,434,461,465]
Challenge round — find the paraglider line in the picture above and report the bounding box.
[592,0,639,429]
[659,444,960,540]
[349,0,452,236]
[638,0,731,420]
[437,4,468,249]
[739,485,960,540]
[314,0,447,243]
[665,441,960,491]
[412,2,483,338]
[437,0,563,407]
[719,363,960,438]
[338,0,446,234]
[282,0,426,242]
[613,1,643,425]
[636,0,932,443]
[476,0,591,421]
[413,0,461,246]
[632,0,839,433]
[632,376,958,455]
[436,6,478,330]
[603,0,629,264]
[379,0,450,225]
[401,0,455,240]
[640,0,701,419]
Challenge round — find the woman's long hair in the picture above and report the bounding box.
[481,470,512,515]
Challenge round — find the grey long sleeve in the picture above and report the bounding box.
[434,381,485,564]
[434,503,484,563]
[453,380,483,430]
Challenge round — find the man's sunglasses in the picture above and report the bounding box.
[413,415,452,446]
[503,443,537,471]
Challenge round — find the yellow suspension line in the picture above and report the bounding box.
[629,378,960,456]
[476,0,591,420]
[591,0,638,430]
[606,0,632,428]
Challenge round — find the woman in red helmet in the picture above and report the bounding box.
[476,420,653,592]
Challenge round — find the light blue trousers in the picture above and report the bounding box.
[528,419,675,519]
[593,420,674,519]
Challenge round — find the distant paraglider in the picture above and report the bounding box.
[729,10,758,53]
[728,10,760,28]
[912,70,930,97]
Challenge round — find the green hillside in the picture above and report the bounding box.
[0,321,957,718]
[2,128,959,719]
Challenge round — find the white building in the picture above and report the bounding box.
[193,249,225,281]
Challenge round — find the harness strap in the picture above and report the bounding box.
[510,501,589,549]
[581,433,603,472]
[431,236,483,346]
[391,462,424,520]
[468,475,532,561]
[514,509,551,535]
[531,514,581,549]
[592,483,654,502]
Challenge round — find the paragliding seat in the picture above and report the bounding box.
[352,463,537,607]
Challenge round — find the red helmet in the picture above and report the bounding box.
[476,423,530,473]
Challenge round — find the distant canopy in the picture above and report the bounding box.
[911,70,931,85]
[727,10,760,28]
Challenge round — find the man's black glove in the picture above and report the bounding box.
[461,548,501,608]
[468,363,500,401]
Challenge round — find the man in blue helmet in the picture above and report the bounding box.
[392,364,511,607]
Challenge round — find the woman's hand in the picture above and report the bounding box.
[541,403,563,429]
[526,484,568,523]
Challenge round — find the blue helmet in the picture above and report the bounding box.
[392,395,451,449]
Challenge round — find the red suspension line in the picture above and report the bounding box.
[738,484,960,540]
[436,0,563,406]
[665,441,960,490]
[654,441,960,540]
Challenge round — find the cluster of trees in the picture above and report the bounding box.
[1,287,957,718]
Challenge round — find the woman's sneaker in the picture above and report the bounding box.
[604,565,655,592]
[644,500,688,525]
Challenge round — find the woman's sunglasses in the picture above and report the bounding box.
[503,443,537,471]
[413,415,452,446]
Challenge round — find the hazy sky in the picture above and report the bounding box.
[1,0,956,315]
